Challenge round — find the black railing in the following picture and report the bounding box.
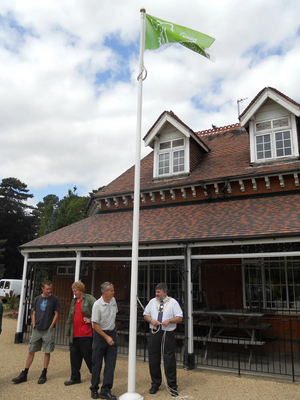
[21,312,300,381]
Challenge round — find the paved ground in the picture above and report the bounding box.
[1,312,300,399]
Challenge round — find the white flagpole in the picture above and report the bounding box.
[119,8,146,400]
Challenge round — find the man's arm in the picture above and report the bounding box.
[50,311,59,328]
[92,322,114,345]
[162,316,182,327]
[31,310,36,328]
[144,314,160,327]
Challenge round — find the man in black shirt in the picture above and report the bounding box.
[12,280,61,385]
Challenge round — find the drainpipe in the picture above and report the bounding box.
[15,253,28,343]
[184,244,195,370]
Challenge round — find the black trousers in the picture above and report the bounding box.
[69,337,93,381]
[148,330,177,390]
[90,330,117,393]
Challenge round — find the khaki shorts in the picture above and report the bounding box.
[28,327,55,354]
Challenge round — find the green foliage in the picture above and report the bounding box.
[5,292,19,310]
[0,239,6,279]
[34,194,59,236]
[0,178,92,279]
[36,187,89,236]
[0,178,37,278]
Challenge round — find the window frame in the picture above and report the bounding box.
[243,257,300,312]
[155,137,187,178]
[252,115,294,162]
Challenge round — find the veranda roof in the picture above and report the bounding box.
[20,192,300,250]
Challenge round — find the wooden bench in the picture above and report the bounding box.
[196,320,271,330]
[198,335,265,365]
[199,336,265,346]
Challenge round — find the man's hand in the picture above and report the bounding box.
[106,335,114,345]
[151,319,160,327]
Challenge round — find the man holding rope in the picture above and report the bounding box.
[143,282,183,397]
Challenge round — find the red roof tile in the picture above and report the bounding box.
[96,127,300,197]
[20,193,300,249]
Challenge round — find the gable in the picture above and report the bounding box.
[240,89,300,164]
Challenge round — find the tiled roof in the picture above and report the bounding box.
[96,126,300,197]
[20,193,300,249]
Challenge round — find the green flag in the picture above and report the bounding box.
[145,14,215,60]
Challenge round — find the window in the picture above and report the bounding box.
[138,260,186,306]
[157,138,185,176]
[56,266,88,276]
[243,258,300,311]
[255,117,292,161]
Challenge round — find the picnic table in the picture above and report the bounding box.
[193,309,272,365]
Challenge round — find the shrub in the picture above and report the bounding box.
[5,291,19,311]
[9,310,18,319]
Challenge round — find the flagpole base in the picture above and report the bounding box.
[119,392,144,400]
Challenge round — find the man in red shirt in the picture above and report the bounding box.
[65,282,96,385]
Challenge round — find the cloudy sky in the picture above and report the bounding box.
[1,0,300,205]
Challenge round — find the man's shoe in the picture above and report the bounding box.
[149,386,158,394]
[12,370,27,384]
[170,388,179,397]
[38,370,47,384]
[91,391,99,399]
[99,390,117,400]
[64,379,81,386]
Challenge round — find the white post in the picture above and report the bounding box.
[119,8,146,400]
[75,251,81,282]
[186,246,194,366]
[15,252,28,343]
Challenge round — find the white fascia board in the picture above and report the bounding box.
[144,113,209,152]
[240,89,300,126]
[144,114,188,147]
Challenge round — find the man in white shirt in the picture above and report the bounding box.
[143,282,183,397]
[90,282,118,400]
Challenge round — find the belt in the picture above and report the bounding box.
[102,329,115,333]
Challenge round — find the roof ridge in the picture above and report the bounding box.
[197,123,240,136]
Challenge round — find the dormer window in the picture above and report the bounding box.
[255,117,292,161]
[158,138,185,176]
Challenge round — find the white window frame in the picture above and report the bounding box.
[250,115,298,163]
[56,265,88,276]
[154,137,188,178]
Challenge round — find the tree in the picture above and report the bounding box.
[0,178,37,278]
[0,239,6,279]
[34,194,59,237]
[35,187,89,236]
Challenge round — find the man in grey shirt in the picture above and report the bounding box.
[90,282,118,400]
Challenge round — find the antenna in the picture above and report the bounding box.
[237,97,248,117]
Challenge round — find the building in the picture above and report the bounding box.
[17,87,300,379]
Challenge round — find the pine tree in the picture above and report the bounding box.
[0,178,36,278]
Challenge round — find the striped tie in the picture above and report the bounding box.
[157,301,163,330]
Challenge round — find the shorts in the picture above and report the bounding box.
[28,327,55,354]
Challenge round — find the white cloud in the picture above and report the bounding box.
[0,0,300,202]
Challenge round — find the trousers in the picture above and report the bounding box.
[148,330,177,390]
[90,330,117,393]
[69,337,93,381]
